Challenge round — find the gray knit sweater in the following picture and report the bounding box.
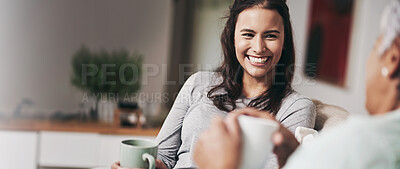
[156,71,316,169]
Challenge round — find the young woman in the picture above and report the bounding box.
[194,1,400,169]
[113,0,315,168]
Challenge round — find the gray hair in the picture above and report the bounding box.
[379,0,400,55]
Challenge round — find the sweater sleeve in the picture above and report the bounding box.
[276,98,316,133]
[155,73,198,169]
[283,116,398,169]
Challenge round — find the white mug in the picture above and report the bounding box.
[238,115,279,169]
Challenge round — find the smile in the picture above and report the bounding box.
[246,55,271,65]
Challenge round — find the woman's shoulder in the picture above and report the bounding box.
[187,71,223,86]
[181,71,223,96]
[282,91,314,106]
[279,91,316,113]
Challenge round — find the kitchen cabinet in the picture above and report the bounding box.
[0,119,159,169]
[0,131,38,169]
[38,131,155,168]
[39,131,100,168]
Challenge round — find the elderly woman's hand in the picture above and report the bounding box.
[194,114,242,169]
[272,124,299,168]
[231,107,300,168]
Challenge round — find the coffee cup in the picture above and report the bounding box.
[119,139,158,169]
[238,115,279,169]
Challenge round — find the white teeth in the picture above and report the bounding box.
[248,56,269,64]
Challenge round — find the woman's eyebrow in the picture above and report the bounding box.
[264,30,280,34]
[239,29,280,34]
[240,29,256,33]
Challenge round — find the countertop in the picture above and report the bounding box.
[0,118,160,136]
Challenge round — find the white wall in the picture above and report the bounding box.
[189,0,391,115]
[0,0,173,116]
[190,1,229,72]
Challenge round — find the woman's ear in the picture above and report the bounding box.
[385,36,400,78]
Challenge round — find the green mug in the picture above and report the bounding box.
[120,139,158,169]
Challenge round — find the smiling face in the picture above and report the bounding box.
[234,6,285,81]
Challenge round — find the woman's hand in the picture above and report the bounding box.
[111,159,167,169]
[111,161,124,169]
[155,160,168,169]
[231,107,300,168]
[194,114,242,169]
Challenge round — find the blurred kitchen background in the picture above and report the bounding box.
[0,0,392,169]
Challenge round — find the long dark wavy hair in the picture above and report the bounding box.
[207,0,295,115]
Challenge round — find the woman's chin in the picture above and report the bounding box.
[244,69,271,79]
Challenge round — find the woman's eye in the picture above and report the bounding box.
[265,34,278,39]
[242,33,254,38]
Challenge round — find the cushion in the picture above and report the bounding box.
[312,99,350,131]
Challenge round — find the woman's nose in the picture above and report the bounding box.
[251,37,267,54]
